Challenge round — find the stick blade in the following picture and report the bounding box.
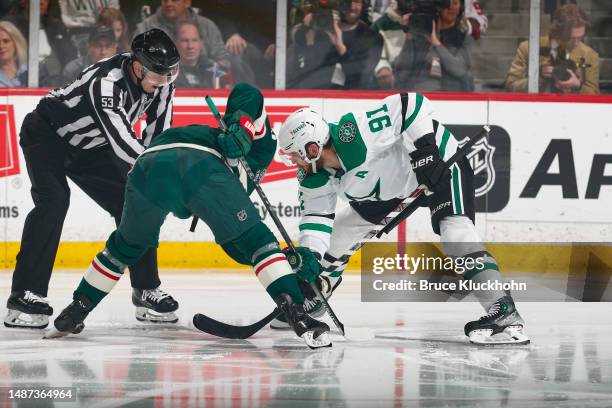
[192,309,280,340]
[193,313,244,339]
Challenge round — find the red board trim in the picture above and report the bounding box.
[1,87,611,103]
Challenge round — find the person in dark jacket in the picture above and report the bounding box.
[394,0,475,91]
[287,0,382,89]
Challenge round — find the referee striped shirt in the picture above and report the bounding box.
[36,53,174,165]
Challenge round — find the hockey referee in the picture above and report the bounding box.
[5,28,181,329]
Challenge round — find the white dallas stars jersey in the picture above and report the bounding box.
[297,93,459,255]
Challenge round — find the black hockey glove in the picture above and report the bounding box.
[409,138,451,194]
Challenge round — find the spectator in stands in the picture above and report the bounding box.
[336,0,383,88]
[372,1,406,89]
[366,0,391,25]
[287,4,343,89]
[505,3,600,94]
[135,0,230,70]
[97,7,130,53]
[57,0,119,28]
[287,0,382,89]
[198,0,275,87]
[373,0,485,89]
[5,0,76,82]
[56,0,120,60]
[0,21,27,86]
[62,25,117,82]
[174,21,216,88]
[391,0,474,91]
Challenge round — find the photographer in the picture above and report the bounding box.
[374,0,486,89]
[505,3,600,94]
[389,0,474,91]
[287,0,383,89]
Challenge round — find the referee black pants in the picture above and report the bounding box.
[11,111,161,297]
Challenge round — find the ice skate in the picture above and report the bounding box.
[132,287,179,323]
[44,295,94,339]
[4,291,53,329]
[464,295,530,345]
[275,293,331,349]
[270,276,341,329]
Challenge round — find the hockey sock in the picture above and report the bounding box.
[227,222,304,304]
[74,248,126,306]
[253,247,304,304]
[320,253,349,279]
[463,251,506,310]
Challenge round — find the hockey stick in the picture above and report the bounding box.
[195,95,346,337]
[376,125,490,238]
[193,308,281,339]
[192,122,490,340]
[189,216,198,232]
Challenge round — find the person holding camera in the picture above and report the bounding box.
[287,0,383,89]
[505,3,600,94]
[374,0,485,90]
[387,0,474,91]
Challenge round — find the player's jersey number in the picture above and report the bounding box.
[366,104,391,133]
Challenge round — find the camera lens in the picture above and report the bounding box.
[552,64,571,81]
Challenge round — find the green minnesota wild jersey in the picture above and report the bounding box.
[144,83,276,193]
[297,93,459,255]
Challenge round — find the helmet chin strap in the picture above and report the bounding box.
[307,144,322,174]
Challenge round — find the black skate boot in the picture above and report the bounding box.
[43,294,95,339]
[132,287,179,323]
[271,276,342,330]
[275,293,331,349]
[4,291,54,329]
[464,295,530,345]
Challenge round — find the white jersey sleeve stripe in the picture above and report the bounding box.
[89,79,144,165]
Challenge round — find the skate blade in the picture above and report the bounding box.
[4,310,49,329]
[43,327,71,339]
[302,331,332,349]
[468,326,530,346]
[135,308,178,323]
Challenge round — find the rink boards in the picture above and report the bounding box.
[0,89,611,269]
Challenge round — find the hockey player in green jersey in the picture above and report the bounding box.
[46,83,331,349]
[276,93,529,345]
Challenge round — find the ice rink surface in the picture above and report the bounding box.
[1,271,611,408]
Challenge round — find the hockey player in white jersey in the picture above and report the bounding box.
[276,92,529,345]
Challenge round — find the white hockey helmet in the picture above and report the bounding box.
[278,108,330,169]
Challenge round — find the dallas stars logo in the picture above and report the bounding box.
[339,122,356,143]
